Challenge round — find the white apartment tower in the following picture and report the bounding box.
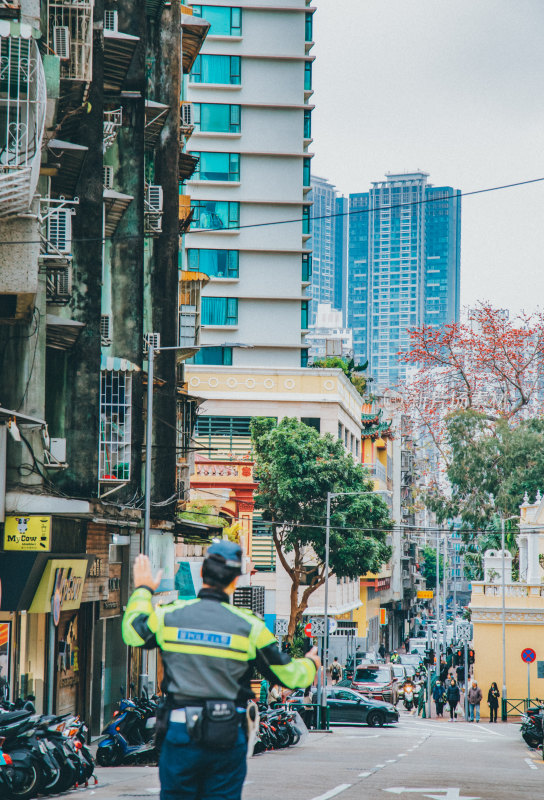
[184,0,314,367]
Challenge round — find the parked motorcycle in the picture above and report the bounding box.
[521,703,543,749]
[97,689,159,767]
[253,705,305,754]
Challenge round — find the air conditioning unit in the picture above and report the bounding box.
[47,209,72,255]
[146,185,163,213]
[53,26,70,60]
[181,102,194,127]
[103,165,114,189]
[143,332,160,353]
[104,9,118,31]
[100,314,112,345]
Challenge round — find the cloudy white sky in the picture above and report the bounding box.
[311,0,544,314]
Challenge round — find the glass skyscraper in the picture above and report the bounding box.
[309,176,347,324]
[347,172,461,386]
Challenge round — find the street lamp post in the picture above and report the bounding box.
[501,515,518,721]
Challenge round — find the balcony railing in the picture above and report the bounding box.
[0,28,46,217]
[473,582,544,598]
[47,0,93,83]
[369,460,387,483]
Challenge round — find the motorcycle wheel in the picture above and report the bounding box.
[96,741,122,767]
[4,762,41,800]
[288,726,301,747]
[44,760,78,795]
[522,733,542,749]
[275,727,291,749]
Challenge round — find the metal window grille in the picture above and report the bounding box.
[47,0,93,82]
[100,314,112,344]
[99,370,132,482]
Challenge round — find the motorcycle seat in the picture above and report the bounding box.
[0,710,32,730]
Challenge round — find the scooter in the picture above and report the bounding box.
[403,683,415,712]
[96,692,158,767]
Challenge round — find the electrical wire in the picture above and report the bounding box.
[1,176,543,246]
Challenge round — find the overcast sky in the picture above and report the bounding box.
[311,0,544,315]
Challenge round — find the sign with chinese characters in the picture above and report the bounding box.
[417,590,434,599]
[4,516,51,551]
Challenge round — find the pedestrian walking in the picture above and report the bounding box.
[330,657,342,685]
[378,643,386,660]
[267,683,282,706]
[122,543,319,800]
[487,682,500,723]
[259,679,269,705]
[446,678,460,722]
[417,680,427,718]
[432,680,446,717]
[468,680,483,722]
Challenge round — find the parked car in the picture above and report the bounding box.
[351,663,399,704]
[289,687,399,727]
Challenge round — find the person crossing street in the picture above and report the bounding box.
[122,542,319,799]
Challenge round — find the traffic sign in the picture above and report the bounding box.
[275,618,288,636]
[304,622,313,637]
[521,648,536,664]
[417,590,434,599]
[328,618,338,634]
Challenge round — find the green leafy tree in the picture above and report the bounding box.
[419,546,444,586]
[251,417,392,639]
[311,357,369,397]
[424,410,544,530]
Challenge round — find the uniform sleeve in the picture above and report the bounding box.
[122,587,160,649]
[251,619,316,690]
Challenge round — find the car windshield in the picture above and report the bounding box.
[392,666,405,678]
[354,667,390,683]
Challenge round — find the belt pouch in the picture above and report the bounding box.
[185,706,204,743]
[201,700,239,750]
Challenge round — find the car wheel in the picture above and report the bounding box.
[367,711,385,728]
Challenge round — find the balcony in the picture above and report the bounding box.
[103,108,122,152]
[178,269,208,357]
[103,188,133,236]
[47,0,93,83]
[0,26,46,218]
[368,460,387,483]
[179,150,199,183]
[178,194,193,233]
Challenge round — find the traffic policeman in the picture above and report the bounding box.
[122,541,320,800]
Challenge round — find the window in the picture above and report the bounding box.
[302,253,312,281]
[191,55,241,85]
[188,249,239,278]
[301,300,309,329]
[338,422,343,440]
[301,416,320,431]
[304,108,312,139]
[305,12,313,41]
[302,206,310,234]
[99,370,132,482]
[191,200,239,230]
[193,152,240,182]
[304,61,312,91]
[193,103,241,133]
[192,6,242,36]
[202,297,238,326]
[300,349,309,368]
[190,346,233,366]
[303,157,311,187]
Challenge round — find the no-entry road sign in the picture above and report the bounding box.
[521,648,536,664]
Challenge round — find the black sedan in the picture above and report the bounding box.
[289,687,399,727]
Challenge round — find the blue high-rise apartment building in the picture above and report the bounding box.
[347,172,461,386]
[309,176,347,323]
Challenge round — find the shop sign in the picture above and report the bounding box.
[4,516,51,551]
[417,590,434,599]
[100,562,122,619]
[29,559,88,615]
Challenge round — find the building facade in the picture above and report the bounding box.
[347,172,461,386]
[308,175,346,323]
[0,0,208,729]
[182,0,315,368]
[306,303,353,363]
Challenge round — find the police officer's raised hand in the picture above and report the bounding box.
[133,554,163,591]
[305,646,321,670]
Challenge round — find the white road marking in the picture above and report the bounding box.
[310,785,352,800]
[398,753,407,757]
[384,788,480,799]
[345,734,381,739]
[375,763,386,768]
[524,757,538,770]
[472,724,502,737]
[359,772,372,777]
[386,759,397,763]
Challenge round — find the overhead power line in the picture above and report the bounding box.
[1,175,543,246]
